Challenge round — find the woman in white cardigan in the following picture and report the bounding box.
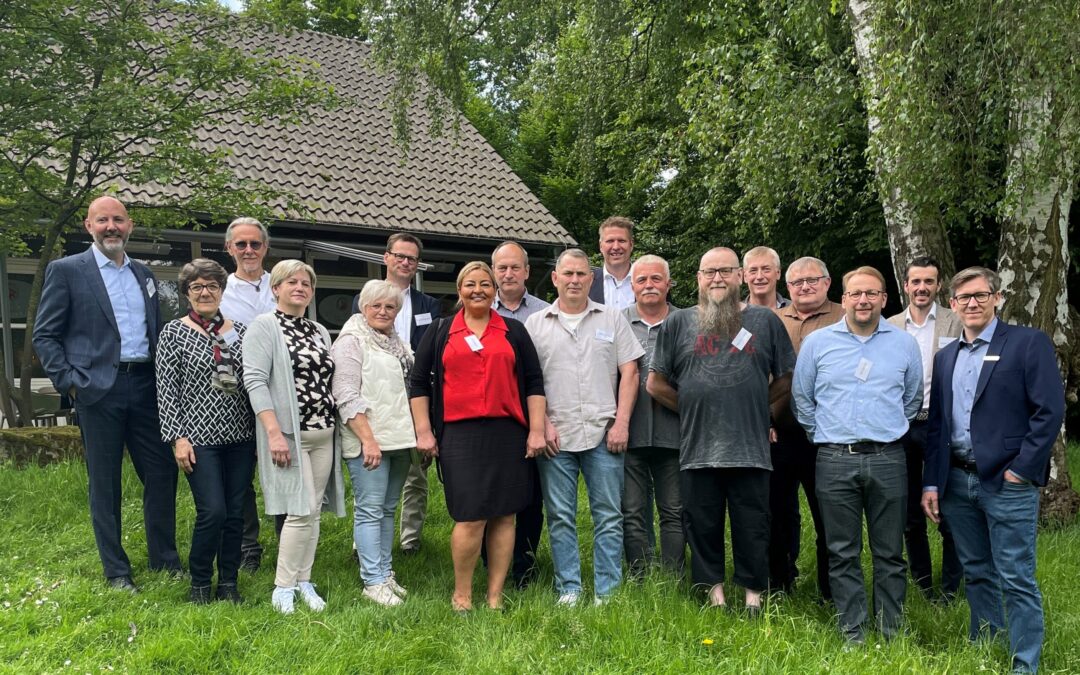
[331,279,418,606]
[243,260,345,615]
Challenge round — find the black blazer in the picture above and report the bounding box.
[351,286,441,351]
[588,267,605,304]
[407,310,545,442]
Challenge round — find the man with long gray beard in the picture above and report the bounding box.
[648,247,795,613]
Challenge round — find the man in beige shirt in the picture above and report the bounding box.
[769,256,844,599]
[525,249,643,606]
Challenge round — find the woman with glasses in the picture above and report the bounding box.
[243,259,346,614]
[155,259,256,604]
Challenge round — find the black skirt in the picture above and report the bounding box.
[439,417,535,522]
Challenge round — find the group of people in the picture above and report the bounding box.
[33,200,1064,673]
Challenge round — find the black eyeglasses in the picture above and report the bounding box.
[188,283,222,295]
[788,276,827,288]
[698,267,739,279]
[387,251,420,265]
[232,240,264,251]
[953,291,993,304]
[844,290,883,300]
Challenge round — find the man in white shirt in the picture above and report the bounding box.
[588,216,636,310]
[219,217,277,572]
[886,256,962,602]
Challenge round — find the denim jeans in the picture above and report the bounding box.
[537,441,624,597]
[185,440,256,586]
[941,467,1042,673]
[816,444,907,639]
[622,446,684,573]
[346,450,411,586]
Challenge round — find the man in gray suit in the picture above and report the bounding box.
[34,196,179,592]
[887,256,963,601]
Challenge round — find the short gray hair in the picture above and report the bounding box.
[358,279,401,313]
[786,256,830,281]
[743,246,781,269]
[225,217,270,246]
[950,266,1000,295]
[556,248,591,270]
[270,259,317,289]
[178,258,227,295]
[630,254,670,280]
[491,240,529,266]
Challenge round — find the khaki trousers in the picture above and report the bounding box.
[274,427,335,588]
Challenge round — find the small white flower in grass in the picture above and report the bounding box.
[64,660,71,667]
[3,601,10,608]
[127,622,137,643]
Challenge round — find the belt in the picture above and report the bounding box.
[820,441,895,454]
[951,456,978,474]
[117,361,153,374]
[914,409,929,422]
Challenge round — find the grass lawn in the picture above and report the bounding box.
[3,448,1080,673]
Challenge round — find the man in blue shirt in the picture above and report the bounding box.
[921,267,1064,674]
[793,265,922,644]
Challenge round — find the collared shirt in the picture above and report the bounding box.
[525,299,644,452]
[442,310,526,426]
[603,267,635,310]
[775,301,845,354]
[793,317,923,444]
[395,287,413,344]
[219,271,275,326]
[744,292,791,309]
[904,302,938,409]
[91,244,150,361]
[623,303,680,451]
[493,291,550,322]
[950,318,998,453]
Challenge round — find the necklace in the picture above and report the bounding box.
[235,273,262,292]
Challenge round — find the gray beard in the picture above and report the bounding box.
[698,288,742,337]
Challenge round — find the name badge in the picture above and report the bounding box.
[146,278,156,298]
[984,355,1000,362]
[465,334,483,351]
[855,357,873,381]
[732,327,752,351]
[938,336,957,348]
[415,312,432,326]
[595,329,615,343]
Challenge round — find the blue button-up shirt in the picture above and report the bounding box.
[493,291,550,322]
[91,244,150,361]
[793,316,923,444]
[950,317,997,454]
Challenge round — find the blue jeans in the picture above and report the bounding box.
[185,440,256,586]
[537,441,624,597]
[941,468,1043,673]
[346,450,411,586]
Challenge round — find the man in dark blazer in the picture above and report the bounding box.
[588,216,635,309]
[33,196,179,592]
[350,232,440,553]
[922,266,1064,674]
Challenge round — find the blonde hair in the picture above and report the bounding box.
[456,261,496,288]
[270,259,317,289]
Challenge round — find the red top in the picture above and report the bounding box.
[442,309,526,427]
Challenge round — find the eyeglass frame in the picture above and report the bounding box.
[387,251,421,265]
[187,283,223,295]
[787,275,828,288]
[230,239,264,251]
[843,289,884,301]
[698,267,740,279]
[952,291,995,305]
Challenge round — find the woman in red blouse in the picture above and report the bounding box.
[409,261,547,611]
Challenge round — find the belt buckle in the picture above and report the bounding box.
[844,443,858,454]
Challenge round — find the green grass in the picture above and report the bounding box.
[2,450,1080,673]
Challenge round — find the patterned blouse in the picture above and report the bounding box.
[275,310,336,430]
[155,321,255,446]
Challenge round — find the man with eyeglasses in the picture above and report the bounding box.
[588,216,636,310]
[34,196,180,592]
[921,267,1063,674]
[793,266,923,645]
[768,256,844,600]
[743,246,790,309]
[351,232,441,555]
[886,256,963,602]
[648,247,795,613]
[219,217,277,571]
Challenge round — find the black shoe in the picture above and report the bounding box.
[400,545,420,557]
[106,575,139,593]
[239,551,261,573]
[215,583,243,604]
[189,585,212,605]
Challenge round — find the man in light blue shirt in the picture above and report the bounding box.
[793,265,922,645]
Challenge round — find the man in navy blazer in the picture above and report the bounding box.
[350,232,440,553]
[588,216,635,309]
[921,266,1064,673]
[33,196,180,592]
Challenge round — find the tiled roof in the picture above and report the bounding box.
[119,17,575,246]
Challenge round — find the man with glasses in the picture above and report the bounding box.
[648,247,795,613]
[886,256,963,602]
[769,256,844,599]
[743,246,790,309]
[921,267,1063,674]
[793,266,923,645]
[352,233,441,555]
[219,217,277,571]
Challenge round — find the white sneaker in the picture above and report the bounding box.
[593,595,611,607]
[556,592,580,606]
[386,572,408,598]
[297,581,326,612]
[363,582,404,607]
[271,586,296,614]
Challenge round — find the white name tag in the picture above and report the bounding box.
[984,355,1000,362]
[146,278,156,298]
[732,327,752,351]
[938,336,958,348]
[415,312,432,326]
[465,334,483,351]
[855,357,873,381]
[595,329,614,343]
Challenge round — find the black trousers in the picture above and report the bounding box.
[76,369,179,578]
[185,440,257,586]
[682,467,770,591]
[902,418,962,595]
[481,463,544,581]
[767,427,831,599]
